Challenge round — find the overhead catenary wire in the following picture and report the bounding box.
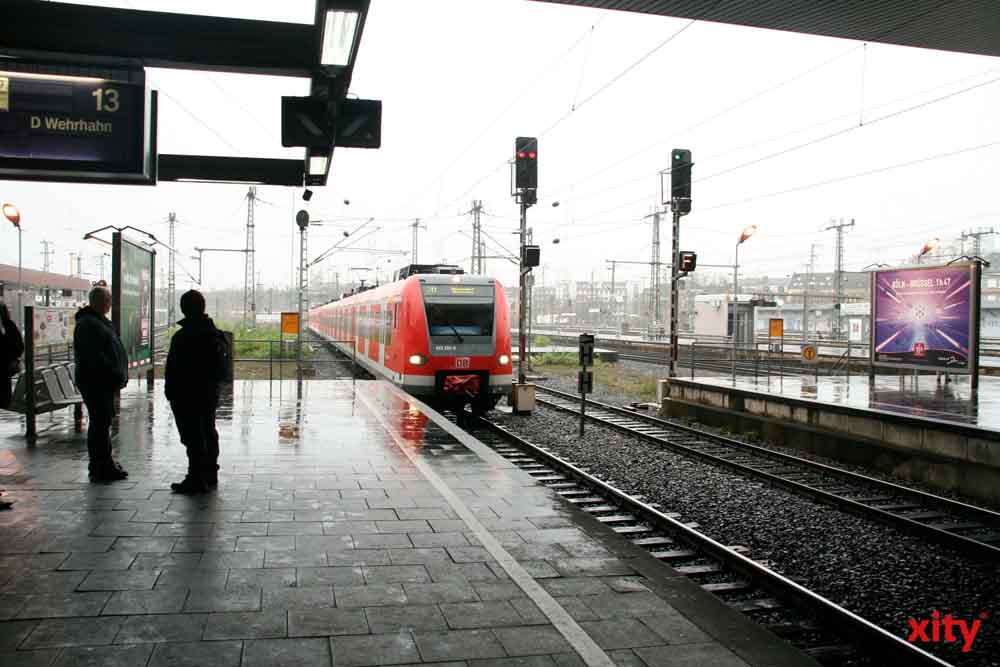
[537,65,1000,211]
[394,18,608,219]
[432,18,697,218]
[702,139,1000,212]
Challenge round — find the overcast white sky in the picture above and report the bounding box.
[2,0,999,293]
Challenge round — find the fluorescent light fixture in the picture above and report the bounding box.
[0,69,105,84]
[308,155,329,176]
[175,178,266,185]
[321,10,359,67]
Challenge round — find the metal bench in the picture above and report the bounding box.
[7,361,84,432]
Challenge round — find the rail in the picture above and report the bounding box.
[466,411,950,666]
[534,384,1000,562]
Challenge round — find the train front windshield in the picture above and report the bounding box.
[425,302,494,337]
[422,283,495,345]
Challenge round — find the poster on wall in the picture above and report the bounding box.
[848,318,863,343]
[871,264,978,372]
[112,233,155,368]
[32,307,76,347]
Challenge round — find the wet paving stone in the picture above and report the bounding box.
[0,381,811,667]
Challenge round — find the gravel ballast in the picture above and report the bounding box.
[490,406,1000,667]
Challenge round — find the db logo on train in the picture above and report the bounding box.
[455,357,470,369]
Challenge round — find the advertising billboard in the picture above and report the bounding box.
[871,264,978,372]
[112,234,155,368]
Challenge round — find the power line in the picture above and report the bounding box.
[702,139,1000,211]
[536,65,1000,214]
[542,43,864,202]
[693,75,1000,186]
[395,19,607,217]
[433,19,696,217]
[154,86,245,156]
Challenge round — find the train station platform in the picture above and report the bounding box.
[663,375,1000,503]
[0,379,812,667]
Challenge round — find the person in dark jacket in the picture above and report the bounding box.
[0,302,25,410]
[165,290,228,494]
[74,285,129,482]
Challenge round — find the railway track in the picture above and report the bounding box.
[617,351,805,377]
[534,384,1000,562]
[457,411,949,666]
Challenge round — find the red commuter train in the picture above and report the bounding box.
[308,266,513,410]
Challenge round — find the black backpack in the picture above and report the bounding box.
[212,330,231,383]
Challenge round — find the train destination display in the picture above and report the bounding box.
[871,264,978,372]
[0,65,156,183]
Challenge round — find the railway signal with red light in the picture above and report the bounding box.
[515,137,538,190]
[679,251,697,273]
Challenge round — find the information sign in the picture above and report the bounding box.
[871,264,978,372]
[32,307,75,347]
[801,345,818,365]
[281,312,300,335]
[848,318,863,343]
[0,63,157,184]
[768,318,783,338]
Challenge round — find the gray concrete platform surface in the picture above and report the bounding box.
[0,380,813,666]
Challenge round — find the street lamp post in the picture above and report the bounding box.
[732,224,757,384]
[918,237,939,264]
[2,203,22,326]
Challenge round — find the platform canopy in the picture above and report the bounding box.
[530,0,1000,58]
[0,0,373,187]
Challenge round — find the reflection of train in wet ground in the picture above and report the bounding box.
[308,264,513,410]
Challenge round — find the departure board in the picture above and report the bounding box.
[0,65,156,184]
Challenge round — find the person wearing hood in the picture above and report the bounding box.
[165,290,228,494]
[74,285,129,482]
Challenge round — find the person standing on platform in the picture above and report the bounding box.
[0,302,25,410]
[74,285,129,482]
[165,290,228,494]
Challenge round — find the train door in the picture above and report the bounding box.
[378,302,386,368]
[350,305,356,355]
[369,304,380,361]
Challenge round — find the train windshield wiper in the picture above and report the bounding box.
[447,325,464,343]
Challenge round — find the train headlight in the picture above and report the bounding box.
[408,354,427,366]
[498,354,510,366]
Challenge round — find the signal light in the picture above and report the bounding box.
[515,137,538,190]
[671,148,692,213]
[679,251,697,273]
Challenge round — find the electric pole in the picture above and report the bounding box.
[826,217,854,338]
[803,243,817,342]
[68,252,77,276]
[606,260,618,331]
[961,227,996,257]
[411,218,426,264]
[40,240,54,273]
[244,187,257,328]
[643,209,662,334]
[167,212,177,325]
[468,201,484,274]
